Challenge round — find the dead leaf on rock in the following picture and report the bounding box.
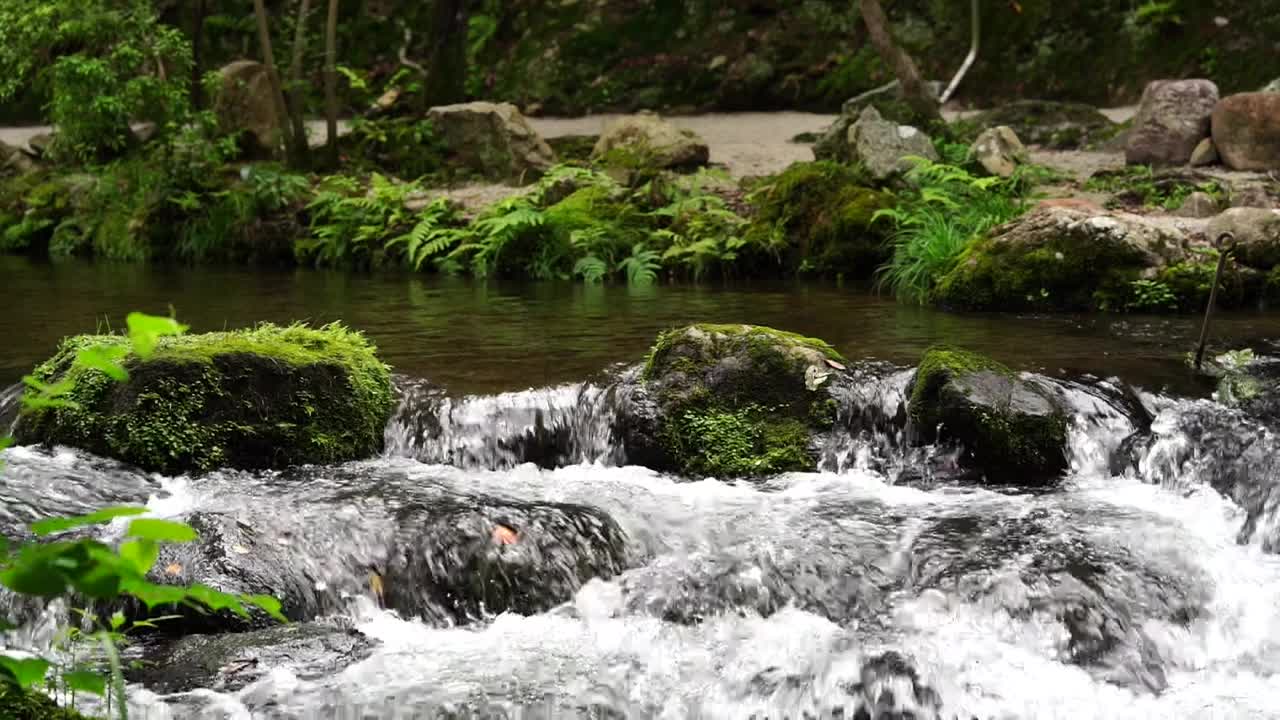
[825,358,847,371]
[492,525,519,545]
[163,563,183,576]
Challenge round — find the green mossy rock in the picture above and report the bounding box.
[934,206,1188,312]
[745,161,893,277]
[0,686,90,719]
[910,347,1068,485]
[15,323,394,474]
[633,324,848,478]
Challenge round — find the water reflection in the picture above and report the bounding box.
[2,255,1273,395]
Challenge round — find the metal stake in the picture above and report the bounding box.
[1194,232,1236,372]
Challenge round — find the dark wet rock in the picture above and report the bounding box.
[1125,79,1218,166]
[14,324,394,474]
[384,496,630,624]
[969,100,1119,150]
[845,652,944,720]
[616,324,854,478]
[620,553,786,624]
[911,501,1209,692]
[907,347,1068,485]
[130,622,375,694]
[0,449,157,542]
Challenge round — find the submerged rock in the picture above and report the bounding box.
[384,495,630,624]
[934,206,1189,311]
[618,324,852,478]
[908,347,1068,484]
[591,112,710,170]
[426,101,556,183]
[1212,93,1280,171]
[14,324,394,474]
[130,622,376,693]
[1125,79,1218,167]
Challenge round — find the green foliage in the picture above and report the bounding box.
[743,161,892,277]
[1125,279,1178,312]
[1,313,285,719]
[301,173,426,268]
[342,117,449,181]
[1085,166,1226,211]
[0,0,193,162]
[875,158,1031,304]
[15,322,394,473]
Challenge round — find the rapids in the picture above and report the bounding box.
[2,361,1280,719]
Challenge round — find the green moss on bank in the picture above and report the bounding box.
[16,323,393,473]
[743,162,894,278]
[643,324,845,477]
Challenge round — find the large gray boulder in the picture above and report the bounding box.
[213,60,282,156]
[848,106,938,182]
[1125,79,1218,166]
[426,101,555,183]
[591,112,710,170]
[1207,208,1280,269]
[1212,93,1280,171]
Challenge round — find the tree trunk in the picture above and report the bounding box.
[324,0,340,167]
[858,0,941,124]
[252,0,297,161]
[422,0,471,108]
[190,0,207,109]
[287,0,314,167]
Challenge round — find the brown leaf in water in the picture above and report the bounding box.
[825,358,847,371]
[492,525,519,545]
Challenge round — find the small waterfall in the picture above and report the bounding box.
[0,382,22,435]
[382,375,624,470]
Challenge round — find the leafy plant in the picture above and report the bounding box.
[1,312,285,718]
[875,158,1031,303]
[301,173,421,267]
[1126,279,1178,312]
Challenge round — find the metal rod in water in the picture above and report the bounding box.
[940,0,981,104]
[1194,232,1236,371]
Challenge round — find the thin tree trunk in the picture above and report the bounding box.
[252,0,297,162]
[858,0,941,124]
[190,0,207,108]
[324,0,340,167]
[287,0,314,167]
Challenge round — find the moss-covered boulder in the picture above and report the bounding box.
[15,323,394,473]
[908,347,1068,484]
[934,206,1189,311]
[744,161,894,277]
[619,324,850,478]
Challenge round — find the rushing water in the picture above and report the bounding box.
[5,257,1280,718]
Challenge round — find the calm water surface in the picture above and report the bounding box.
[4,255,1279,394]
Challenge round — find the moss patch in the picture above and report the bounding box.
[909,347,1010,428]
[744,162,893,278]
[0,686,90,719]
[642,324,845,478]
[15,323,394,473]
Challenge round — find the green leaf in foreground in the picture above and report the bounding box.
[62,669,107,697]
[125,518,198,543]
[0,656,49,690]
[31,507,147,537]
[126,312,188,358]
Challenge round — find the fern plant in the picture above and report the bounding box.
[875,157,1031,303]
[618,243,661,286]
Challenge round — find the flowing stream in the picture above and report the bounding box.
[4,352,1280,719]
[5,257,1280,718]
